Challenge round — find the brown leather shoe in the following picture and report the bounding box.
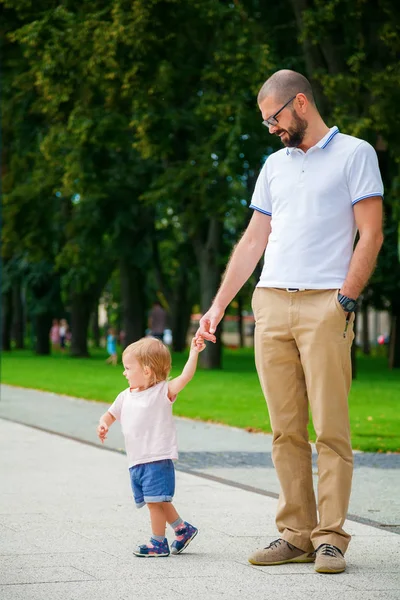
[314,544,346,573]
[248,538,315,566]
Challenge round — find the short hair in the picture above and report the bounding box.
[122,337,171,385]
[257,70,315,106]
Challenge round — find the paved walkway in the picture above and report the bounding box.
[0,385,399,599]
[1,385,399,528]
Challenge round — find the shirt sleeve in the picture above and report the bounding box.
[347,141,384,206]
[164,381,177,404]
[108,392,124,421]
[249,160,272,216]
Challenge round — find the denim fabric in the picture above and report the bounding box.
[129,459,175,508]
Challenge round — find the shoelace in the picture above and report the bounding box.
[266,538,296,551]
[319,544,341,557]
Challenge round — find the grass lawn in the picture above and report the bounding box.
[1,347,399,452]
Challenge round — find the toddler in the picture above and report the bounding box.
[97,335,206,557]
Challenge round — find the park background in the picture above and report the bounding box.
[1,0,400,453]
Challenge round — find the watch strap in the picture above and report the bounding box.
[337,293,358,312]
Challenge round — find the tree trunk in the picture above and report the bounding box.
[29,273,63,355]
[1,289,13,351]
[12,282,24,349]
[70,294,93,357]
[152,237,197,352]
[35,311,53,355]
[120,261,147,346]
[389,307,400,369]
[91,304,101,348]
[69,263,112,357]
[171,267,193,352]
[195,218,222,369]
[361,305,370,355]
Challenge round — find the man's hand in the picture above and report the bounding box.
[97,423,108,444]
[196,305,225,344]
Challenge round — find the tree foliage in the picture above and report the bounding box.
[2,0,399,366]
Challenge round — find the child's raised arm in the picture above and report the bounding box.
[97,411,116,443]
[168,336,206,399]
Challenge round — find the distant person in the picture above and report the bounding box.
[59,319,69,353]
[106,327,118,366]
[97,335,205,557]
[149,301,167,341]
[163,328,173,346]
[49,319,60,350]
[197,70,383,573]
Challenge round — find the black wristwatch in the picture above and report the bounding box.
[337,293,358,313]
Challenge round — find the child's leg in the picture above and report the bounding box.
[148,502,167,538]
[163,502,198,555]
[162,502,181,526]
[134,503,169,557]
[131,469,169,558]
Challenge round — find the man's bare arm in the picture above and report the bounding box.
[198,210,271,341]
[340,196,384,300]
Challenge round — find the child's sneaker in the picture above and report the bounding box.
[133,537,170,558]
[171,522,198,555]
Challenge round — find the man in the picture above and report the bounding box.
[149,301,167,341]
[197,70,383,574]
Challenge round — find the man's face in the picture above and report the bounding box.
[259,96,308,148]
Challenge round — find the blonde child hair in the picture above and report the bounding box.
[122,337,171,387]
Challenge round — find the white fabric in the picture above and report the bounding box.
[108,381,178,468]
[250,127,383,289]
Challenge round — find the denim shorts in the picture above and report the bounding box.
[129,459,175,508]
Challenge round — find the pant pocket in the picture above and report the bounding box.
[333,290,347,319]
[251,288,260,320]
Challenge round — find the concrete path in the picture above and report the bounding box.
[1,385,399,530]
[1,419,400,600]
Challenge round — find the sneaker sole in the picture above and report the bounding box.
[133,552,170,558]
[315,566,345,574]
[171,530,198,555]
[249,555,315,566]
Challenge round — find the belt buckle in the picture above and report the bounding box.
[286,288,300,292]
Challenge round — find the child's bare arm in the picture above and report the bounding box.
[168,337,206,399]
[97,411,116,443]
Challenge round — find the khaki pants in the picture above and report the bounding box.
[252,287,355,554]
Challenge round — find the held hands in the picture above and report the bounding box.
[190,335,206,354]
[196,305,224,344]
[97,423,108,444]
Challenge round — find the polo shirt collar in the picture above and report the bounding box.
[286,126,339,155]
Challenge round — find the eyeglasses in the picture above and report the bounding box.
[262,95,296,128]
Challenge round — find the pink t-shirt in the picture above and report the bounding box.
[108,381,178,468]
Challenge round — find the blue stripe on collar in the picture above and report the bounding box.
[320,127,340,149]
[285,126,340,155]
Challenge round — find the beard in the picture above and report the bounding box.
[276,112,308,147]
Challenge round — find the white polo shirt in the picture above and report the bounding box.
[250,127,383,289]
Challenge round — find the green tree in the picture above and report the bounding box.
[3,1,157,353]
[123,0,275,367]
[292,0,400,367]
